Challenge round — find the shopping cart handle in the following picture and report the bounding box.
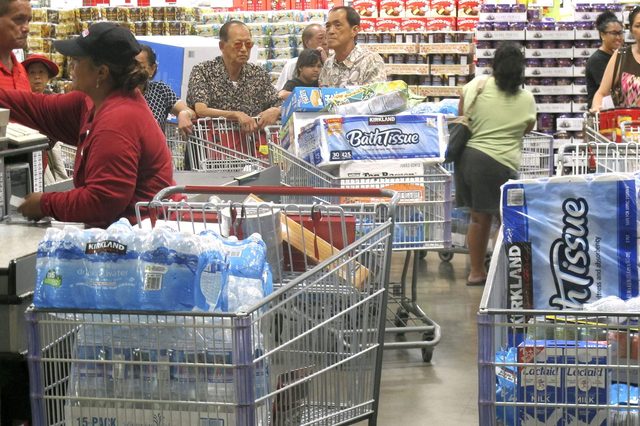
[153,185,397,202]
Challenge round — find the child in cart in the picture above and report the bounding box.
[278,49,322,100]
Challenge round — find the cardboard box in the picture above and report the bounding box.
[279,111,327,156]
[456,17,478,31]
[351,0,378,17]
[281,87,348,123]
[405,0,428,17]
[425,16,456,31]
[375,17,403,32]
[456,0,479,17]
[359,17,377,32]
[379,0,405,17]
[401,17,428,32]
[429,0,455,17]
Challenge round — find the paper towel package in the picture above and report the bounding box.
[297,114,446,168]
[501,174,639,313]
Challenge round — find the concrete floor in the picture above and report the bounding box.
[374,251,483,425]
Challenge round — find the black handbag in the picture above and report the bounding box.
[611,47,626,107]
[444,78,488,164]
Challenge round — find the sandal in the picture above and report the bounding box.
[466,278,486,286]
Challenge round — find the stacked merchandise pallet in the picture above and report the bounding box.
[474,3,624,169]
[352,0,478,100]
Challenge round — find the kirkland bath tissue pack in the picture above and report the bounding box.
[501,174,640,312]
[296,114,446,168]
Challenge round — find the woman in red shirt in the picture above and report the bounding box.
[0,22,174,227]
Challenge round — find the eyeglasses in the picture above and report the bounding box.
[231,41,254,50]
[604,31,624,37]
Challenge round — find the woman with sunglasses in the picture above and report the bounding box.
[592,8,640,111]
[186,20,281,134]
[586,11,624,108]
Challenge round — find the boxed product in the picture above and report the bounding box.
[297,114,446,168]
[405,0,428,17]
[359,17,377,32]
[338,159,425,204]
[281,87,348,123]
[401,17,428,32]
[426,17,456,31]
[351,0,378,17]
[279,111,327,155]
[457,0,479,17]
[518,340,608,426]
[375,17,403,32]
[501,174,640,312]
[379,0,405,17]
[429,0,455,17]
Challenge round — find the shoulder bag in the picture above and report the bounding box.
[611,47,627,107]
[444,77,488,164]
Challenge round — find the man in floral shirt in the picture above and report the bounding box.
[187,20,281,133]
[319,6,387,88]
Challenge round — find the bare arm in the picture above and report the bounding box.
[194,102,258,133]
[592,50,618,111]
[171,100,196,135]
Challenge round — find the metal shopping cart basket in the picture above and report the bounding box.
[559,142,640,175]
[268,141,450,362]
[26,185,397,426]
[478,233,640,425]
[166,117,276,173]
[58,143,76,177]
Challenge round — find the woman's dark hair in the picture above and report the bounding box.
[596,10,621,33]
[630,6,640,27]
[295,49,322,77]
[139,44,158,78]
[492,42,524,96]
[92,56,149,92]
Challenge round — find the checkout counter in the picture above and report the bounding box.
[0,108,281,425]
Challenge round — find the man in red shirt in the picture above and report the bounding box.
[0,0,31,91]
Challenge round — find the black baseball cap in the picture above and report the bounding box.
[53,22,141,65]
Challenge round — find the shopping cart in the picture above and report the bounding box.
[477,233,640,425]
[26,185,397,426]
[587,108,640,143]
[558,142,640,175]
[166,117,275,173]
[58,143,76,177]
[268,141,450,362]
[437,132,554,266]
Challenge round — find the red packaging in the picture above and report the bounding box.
[456,0,479,17]
[359,17,377,32]
[375,17,403,32]
[283,214,356,272]
[290,0,304,9]
[302,0,318,8]
[425,16,456,30]
[351,0,378,18]
[429,0,455,17]
[379,0,404,18]
[404,0,428,17]
[456,16,478,31]
[401,17,428,31]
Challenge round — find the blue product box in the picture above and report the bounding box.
[280,87,348,122]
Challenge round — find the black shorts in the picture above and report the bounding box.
[455,147,518,214]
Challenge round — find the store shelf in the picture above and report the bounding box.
[385,64,430,75]
[525,48,574,59]
[430,64,473,75]
[525,30,575,40]
[524,67,574,77]
[476,30,525,40]
[418,43,473,54]
[365,43,419,54]
[525,85,574,95]
[413,86,463,97]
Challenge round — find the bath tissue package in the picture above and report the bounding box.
[501,174,640,313]
[297,114,446,168]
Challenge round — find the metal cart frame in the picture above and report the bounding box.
[27,185,398,426]
[268,142,451,362]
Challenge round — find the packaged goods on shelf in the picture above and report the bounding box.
[281,87,348,122]
[297,114,446,168]
[501,174,640,312]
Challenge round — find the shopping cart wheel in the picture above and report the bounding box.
[438,251,454,262]
[394,308,409,329]
[421,333,434,362]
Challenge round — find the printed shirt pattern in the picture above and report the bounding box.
[187,56,281,117]
[621,72,640,108]
[143,80,178,132]
[319,44,387,88]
